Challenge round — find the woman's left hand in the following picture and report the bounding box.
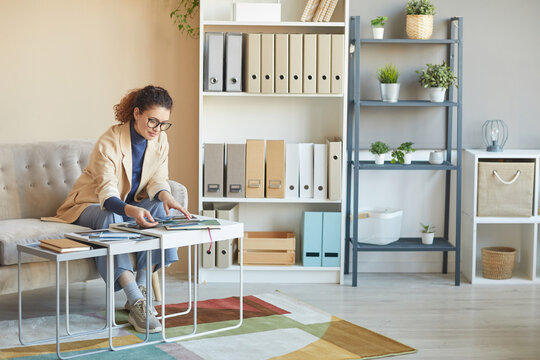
[158,191,192,219]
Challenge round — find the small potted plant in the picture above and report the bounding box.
[371,16,388,39]
[376,63,400,103]
[406,0,435,40]
[370,141,390,165]
[416,61,457,102]
[391,142,416,164]
[420,223,435,244]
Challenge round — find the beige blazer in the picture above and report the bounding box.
[43,121,171,224]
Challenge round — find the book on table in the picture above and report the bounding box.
[165,219,221,231]
[39,238,91,253]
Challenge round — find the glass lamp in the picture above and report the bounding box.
[482,120,508,152]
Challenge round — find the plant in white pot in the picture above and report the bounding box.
[416,61,457,102]
[420,223,435,244]
[406,0,435,40]
[370,141,390,165]
[371,16,388,39]
[391,142,416,164]
[376,64,400,103]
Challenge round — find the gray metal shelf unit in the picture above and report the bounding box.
[344,16,463,287]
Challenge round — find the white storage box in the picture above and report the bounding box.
[351,208,403,245]
[234,2,281,22]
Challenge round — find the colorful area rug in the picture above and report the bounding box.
[0,291,416,359]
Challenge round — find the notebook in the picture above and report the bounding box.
[165,219,221,231]
[39,238,91,253]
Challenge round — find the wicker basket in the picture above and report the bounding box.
[481,247,517,280]
[406,15,433,40]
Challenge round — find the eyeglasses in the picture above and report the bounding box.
[147,117,172,131]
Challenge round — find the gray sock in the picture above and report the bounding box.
[136,270,153,295]
[124,281,144,305]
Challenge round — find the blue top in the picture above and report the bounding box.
[104,121,147,216]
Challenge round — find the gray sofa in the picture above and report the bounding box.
[0,140,188,295]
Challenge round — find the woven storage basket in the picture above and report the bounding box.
[406,15,433,40]
[481,247,517,280]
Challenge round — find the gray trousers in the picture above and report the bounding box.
[75,198,179,291]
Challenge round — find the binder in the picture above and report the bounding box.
[266,140,286,198]
[313,143,328,200]
[275,34,289,94]
[326,137,342,200]
[317,34,331,94]
[203,32,224,92]
[203,143,224,197]
[322,212,341,267]
[285,143,300,198]
[215,203,240,268]
[243,33,261,93]
[261,33,275,93]
[226,143,246,198]
[331,34,344,94]
[201,209,216,268]
[302,212,322,267]
[289,34,303,94]
[299,143,314,198]
[303,34,317,93]
[245,139,265,198]
[224,32,243,92]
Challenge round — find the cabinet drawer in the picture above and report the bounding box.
[477,161,535,217]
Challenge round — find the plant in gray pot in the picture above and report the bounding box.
[376,64,400,103]
[416,61,457,102]
[370,141,390,165]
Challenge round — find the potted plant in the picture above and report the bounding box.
[391,142,416,164]
[370,141,390,165]
[420,223,435,244]
[416,61,457,102]
[406,0,435,40]
[376,64,400,103]
[371,16,388,39]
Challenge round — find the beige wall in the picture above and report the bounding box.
[0,0,199,273]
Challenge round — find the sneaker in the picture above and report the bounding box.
[127,299,162,333]
[125,285,158,316]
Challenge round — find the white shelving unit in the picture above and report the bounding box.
[198,0,349,284]
[462,149,540,284]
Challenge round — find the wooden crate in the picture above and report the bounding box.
[242,231,295,265]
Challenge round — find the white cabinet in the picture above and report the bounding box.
[198,0,349,283]
[462,149,540,284]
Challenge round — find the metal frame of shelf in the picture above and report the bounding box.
[344,16,463,287]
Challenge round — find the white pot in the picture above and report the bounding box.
[374,153,385,165]
[429,150,445,164]
[421,232,434,245]
[380,83,400,103]
[429,87,447,102]
[403,153,412,165]
[372,27,384,39]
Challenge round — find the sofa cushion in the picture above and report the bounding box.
[0,219,89,265]
[0,141,94,220]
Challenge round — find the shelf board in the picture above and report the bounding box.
[472,270,533,284]
[360,38,458,44]
[353,160,457,171]
[475,216,539,224]
[198,264,340,283]
[202,197,341,204]
[203,20,345,28]
[359,100,458,107]
[351,237,456,252]
[203,92,344,98]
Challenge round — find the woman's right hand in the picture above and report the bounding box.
[124,204,158,228]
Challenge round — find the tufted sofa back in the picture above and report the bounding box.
[0,140,94,220]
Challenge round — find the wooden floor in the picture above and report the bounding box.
[1,273,539,359]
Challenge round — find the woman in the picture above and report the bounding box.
[48,85,190,333]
